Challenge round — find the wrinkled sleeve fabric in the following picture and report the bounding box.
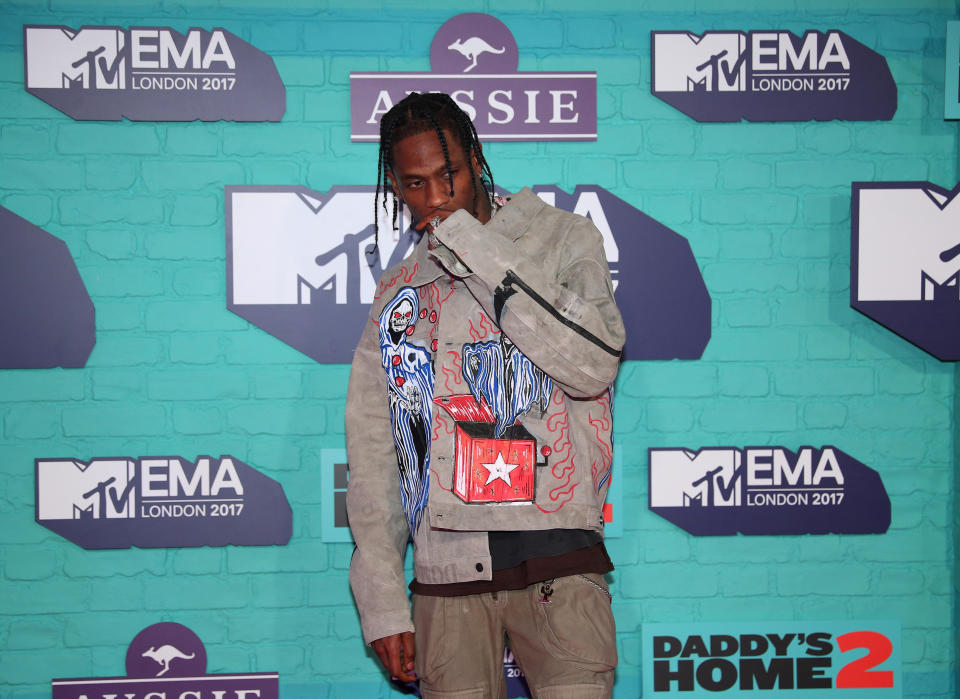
[433,195,625,398]
[345,317,414,645]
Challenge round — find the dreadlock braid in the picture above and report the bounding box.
[369,92,496,264]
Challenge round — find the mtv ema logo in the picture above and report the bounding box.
[852,181,960,360]
[648,446,890,536]
[1,205,95,369]
[651,30,896,122]
[35,455,292,549]
[226,185,710,363]
[23,25,284,121]
[351,13,596,140]
[52,621,278,699]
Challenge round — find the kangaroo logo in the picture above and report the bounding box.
[447,36,506,72]
[429,13,518,76]
[142,644,196,677]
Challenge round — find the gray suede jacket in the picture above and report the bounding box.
[345,187,626,644]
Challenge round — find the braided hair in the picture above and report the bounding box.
[369,92,496,263]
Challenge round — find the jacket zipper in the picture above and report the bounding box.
[503,269,621,357]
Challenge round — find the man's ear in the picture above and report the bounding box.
[470,143,483,176]
[386,170,402,201]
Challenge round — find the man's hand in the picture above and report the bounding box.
[372,631,417,682]
[423,216,472,277]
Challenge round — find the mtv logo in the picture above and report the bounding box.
[229,187,410,307]
[851,181,960,360]
[36,458,137,520]
[228,184,711,363]
[652,32,746,92]
[854,184,960,301]
[25,26,126,90]
[649,448,742,508]
[227,186,419,363]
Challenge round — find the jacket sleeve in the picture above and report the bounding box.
[345,317,414,645]
[432,205,625,399]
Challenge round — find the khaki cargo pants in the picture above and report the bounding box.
[413,573,617,699]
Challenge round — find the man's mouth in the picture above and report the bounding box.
[415,214,445,232]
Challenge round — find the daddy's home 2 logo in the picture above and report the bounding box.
[643,620,901,697]
[52,622,278,699]
[226,184,710,363]
[24,25,284,121]
[852,181,960,361]
[648,446,890,536]
[651,29,896,122]
[35,455,292,549]
[351,13,596,141]
[1,205,95,369]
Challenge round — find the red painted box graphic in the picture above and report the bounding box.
[454,422,535,504]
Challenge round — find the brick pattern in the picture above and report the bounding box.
[0,3,957,698]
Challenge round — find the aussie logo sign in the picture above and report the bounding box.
[643,620,901,697]
[851,181,960,360]
[23,25,284,121]
[1,206,95,369]
[648,446,890,536]
[35,455,292,549]
[52,622,278,698]
[651,30,896,122]
[226,185,710,363]
[350,13,596,140]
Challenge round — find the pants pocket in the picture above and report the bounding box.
[413,594,459,682]
[534,574,617,669]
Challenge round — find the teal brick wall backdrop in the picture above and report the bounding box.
[0,1,957,697]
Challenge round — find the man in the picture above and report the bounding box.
[346,92,625,698]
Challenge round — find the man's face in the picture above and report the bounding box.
[387,128,491,230]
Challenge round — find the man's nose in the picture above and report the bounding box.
[426,178,451,208]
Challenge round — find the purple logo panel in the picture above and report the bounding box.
[53,675,279,699]
[24,25,285,121]
[648,446,890,536]
[651,30,896,122]
[0,206,95,369]
[350,74,597,141]
[226,185,711,364]
[350,12,596,141]
[35,455,292,549]
[53,622,278,699]
[851,181,960,361]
